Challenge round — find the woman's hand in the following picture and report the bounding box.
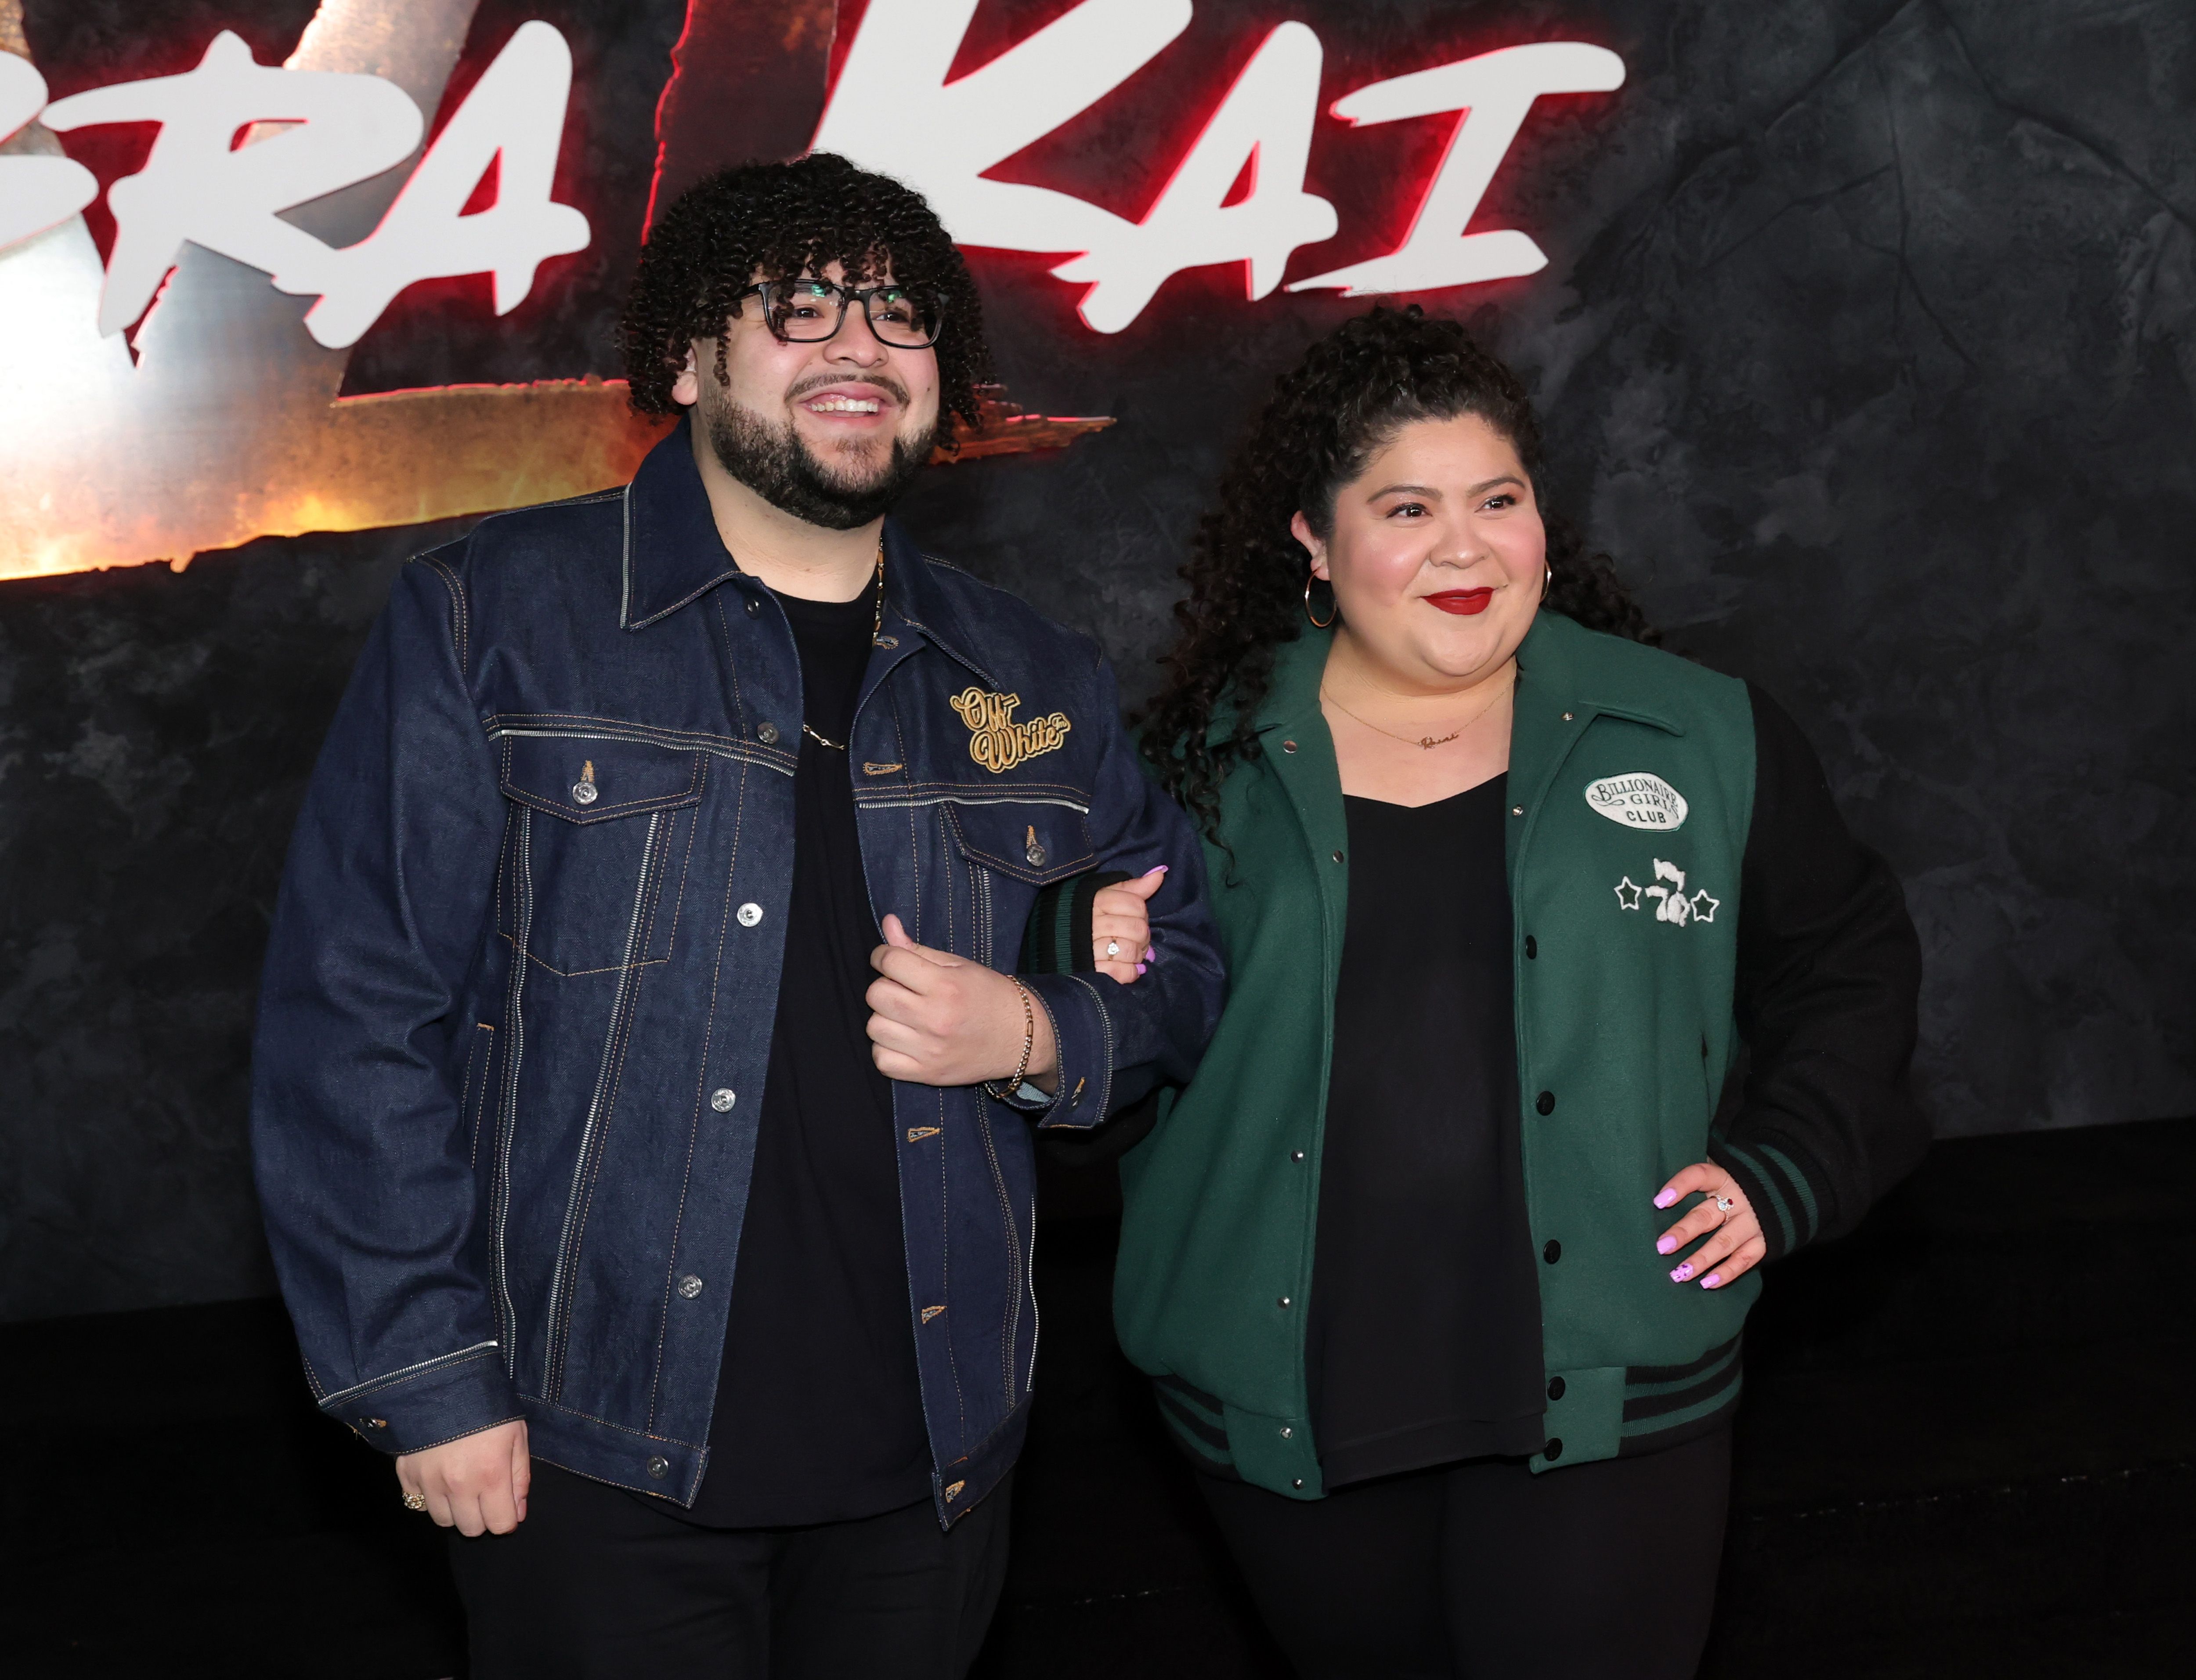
[1651,1163,1767,1289]
[1092,866,1166,984]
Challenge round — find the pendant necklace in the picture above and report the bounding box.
[1321,665,1515,751]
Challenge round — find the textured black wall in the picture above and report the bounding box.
[4,0,2191,1321]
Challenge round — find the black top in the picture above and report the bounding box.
[1305,775,1549,1487]
[683,582,932,1527]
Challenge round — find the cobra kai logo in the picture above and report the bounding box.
[0,0,1622,580]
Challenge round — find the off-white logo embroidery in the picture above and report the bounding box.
[1585,772,1687,831]
[1614,859,1718,926]
[950,686,1073,773]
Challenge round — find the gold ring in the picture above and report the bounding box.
[402,1490,430,1513]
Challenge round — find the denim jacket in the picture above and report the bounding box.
[250,429,1224,1524]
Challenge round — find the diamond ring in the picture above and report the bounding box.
[1106,940,1120,958]
[402,1491,430,1513]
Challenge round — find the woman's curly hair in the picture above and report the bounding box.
[1138,305,1655,836]
[621,152,991,435]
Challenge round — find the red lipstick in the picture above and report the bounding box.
[1425,588,1495,615]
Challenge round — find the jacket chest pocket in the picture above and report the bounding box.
[495,737,706,977]
[942,797,1096,884]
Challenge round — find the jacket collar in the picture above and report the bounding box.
[618,420,997,686]
[1238,609,1687,739]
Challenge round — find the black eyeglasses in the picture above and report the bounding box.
[738,279,946,350]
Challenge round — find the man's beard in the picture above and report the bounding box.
[701,398,936,531]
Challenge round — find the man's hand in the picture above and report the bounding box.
[867,914,1059,1090]
[1092,866,1166,984]
[396,1416,530,1537]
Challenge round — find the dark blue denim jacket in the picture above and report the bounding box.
[250,430,1224,1524]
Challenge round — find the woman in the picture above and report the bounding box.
[1113,307,1927,1678]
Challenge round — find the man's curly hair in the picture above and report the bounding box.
[1138,305,1656,838]
[621,153,991,434]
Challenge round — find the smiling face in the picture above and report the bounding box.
[671,260,943,530]
[1293,412,1548,692]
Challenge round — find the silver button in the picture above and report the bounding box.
[710,1088,736,1113]
[1291,1150,1305,1163]
[737,902,763,927]
[756,721,780,744]
[646,1455,669,1479]
[1277,1296,1292,1308]
[744,596,761,618]
[1562,711,1575,722]
[571,781,599,805]
[1280,1426,1293,1438]
[1026,843,1047,866]
[1281,740,1298,754]
[1512,805,1525,817]
[1331,850,1344,864]
[1293,1478,1305,1489]
[676,1274,704,1299]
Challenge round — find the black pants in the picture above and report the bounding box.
[449,1461,1011,1679]
[1199,1426,1731,1680]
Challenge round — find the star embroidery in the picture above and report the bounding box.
[1614,875,1643,911]
[1690,889,1719,923]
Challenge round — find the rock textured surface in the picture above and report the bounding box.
[3,0,2190,1319]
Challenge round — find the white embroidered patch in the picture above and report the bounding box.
[1584,772,1688,831]
[1614,859,1719,928]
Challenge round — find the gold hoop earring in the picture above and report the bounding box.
[1304,576,1337,629]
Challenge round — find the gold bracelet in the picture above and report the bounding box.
[982,978,1037,1101]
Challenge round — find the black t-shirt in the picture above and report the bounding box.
[1304,775,1549,1487]
[681,583,931,1527]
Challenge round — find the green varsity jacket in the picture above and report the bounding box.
[1108,609,1925,1498]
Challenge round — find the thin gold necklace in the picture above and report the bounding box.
[1322,665,1514,751]
[800,538,885,752]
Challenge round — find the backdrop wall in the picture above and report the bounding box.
[4,0,2191,1321]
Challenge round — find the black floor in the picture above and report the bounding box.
[5,1117,2192,1677]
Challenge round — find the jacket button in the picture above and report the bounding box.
[1277,1296,1292,1308]
[1290,1150,1305,1163]
[1544,1438,1564,1461]
[1331,850,1344,863]
[1562,711,1575,722]
[737,902,763,927]
[676,1274,704,1299]
[1511,805,1524,817]
[1280,1426,1293,1438]
[1026,842,1047,865]
[756,720,780,744]
[1547,1376,1566,1401]
[710,1088,737,1113]
[1293,1478,1305,1489]
[362,1417,387,1430]
[646,1456,670,1479]
[1281,740,1298,754]
[1543,1239,1562,1264]
[1535,1091,1555,1115]
[744,596,761,618]
[1524,936,1537,959]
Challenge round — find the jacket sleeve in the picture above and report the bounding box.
[1708,683,1929,1259]
[1008,652,1226,1131]
[249,553,520,1454]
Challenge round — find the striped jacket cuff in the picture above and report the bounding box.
[1709,1134,1833,1260]
[1020,870,1133,975]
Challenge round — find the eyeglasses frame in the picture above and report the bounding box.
[735,279,947,350]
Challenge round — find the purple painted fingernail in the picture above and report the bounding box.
[1701,1274,1722,1289]
[1148,864,1169,875]
[1670,1264,1692,1282]
[1653,1189,1677,1209]
[1135,962,1147,975]
[1656,1236,1676,1255]
[1144,945,1156,961]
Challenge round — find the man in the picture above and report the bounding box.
[251,152,1221,1676]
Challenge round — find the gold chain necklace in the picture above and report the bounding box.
[799,538,885,753]
[1321,665,1515,751]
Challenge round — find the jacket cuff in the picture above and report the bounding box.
[317,1340,520,1456]
[1017,971,1115,1130]
[1021,871,1133,975]
[1709,1134,1834,1261]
